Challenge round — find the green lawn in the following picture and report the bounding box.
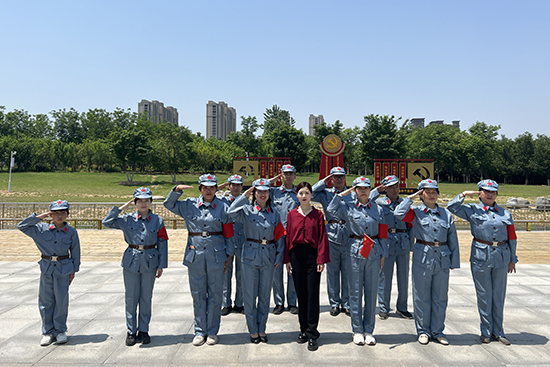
[1,171,549,203]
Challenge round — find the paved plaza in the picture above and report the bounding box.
[0,259,549,366]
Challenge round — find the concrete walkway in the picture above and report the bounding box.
[0,261,549,366]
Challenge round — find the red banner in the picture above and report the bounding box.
[399,162,407,188]
[319,134,346,187]
[260,160,267,178]
[268,160,275,178]
[276,160,283,186]
[383,162,390,179]
[391,162,398,176]
[374,162,381,186]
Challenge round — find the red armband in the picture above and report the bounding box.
[507,224,517,240]
[223,222,234,238]
[402,209,415,223]
[378,223,388,239]
[274,222,286,242]
[157,226,169,240]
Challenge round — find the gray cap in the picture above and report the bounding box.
[227,174,243,184]
[199,174,218,186]
[417,179,439,190]
[49,200,70,211]
[330,166,346,175]
[253,178,271,190]
[353,176,371,187]
[381,175,399,187]
[281,164,296,173]
[133,187,153,199]
[478,179,499,191]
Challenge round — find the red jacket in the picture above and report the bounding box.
[284,207,330,265]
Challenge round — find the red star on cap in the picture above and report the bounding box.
[488,182,492,185]
[141,188,146,192]
[57,200,62,204]
[337,168,341,171]
[361,177,365,181]
[428,180,432,183]
[207,175,212,179]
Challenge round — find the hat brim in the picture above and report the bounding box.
[200,182,217,186]
[51,207,69,211]
[355,183,371,187]
[254,186,270,191]
[134,194,152,199]
[385,181,399,187]
[332,172,346,176]
[480,186,498,191]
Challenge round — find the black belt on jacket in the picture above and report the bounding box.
[349,235,379,240]
[41,254,70,261]
[188,231,223,237]
[416,239,447,247]
[247,238,275,245]
[389,228,407,233]
[474,238,507,246]
[328,220,346,225]
[128,244,157,250]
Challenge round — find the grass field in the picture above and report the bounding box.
[1,171,550,203]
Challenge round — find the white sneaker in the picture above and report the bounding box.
[353,333,365,345]
[206,335,218,345]
[418,333,429,345]
[192,335,206,346]
[56,332,68,344]
[40,334,55,346]
[364,333,376,345]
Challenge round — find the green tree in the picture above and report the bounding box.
[153,123,194,183]
[111,127,151,182]
[81,108,113,140]
[51,108,84,144]
[514,132,536,184]
[361,114,405,171]
[534,134,550,186]
[262,105,295,140]
[271,125,307,172]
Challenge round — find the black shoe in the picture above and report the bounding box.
[396,309,414,319]
[330,306,341,316]
[250,335,260,344]
[125,332,136,346]
[343,308,351,317]
[289,306,299,315]
[259,334,268,343]
[297,332,308,344]
[308,338,318,351]
[273,305,284,315]
[233,305,245,314]
[137,331,150,344]
[221,306,232,316]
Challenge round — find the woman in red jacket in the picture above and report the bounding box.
[284,181,330,351]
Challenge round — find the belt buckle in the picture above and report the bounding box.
[433,241,441,247]
[137,245,145,250]
[50,255,58,262]
[492,241,499,246]
[389,228,397,234]
[201,231,209,237]
[261,239,268,245]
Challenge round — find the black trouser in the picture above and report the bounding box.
[291,243,321,340]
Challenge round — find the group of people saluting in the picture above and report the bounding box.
[17,164,518,351]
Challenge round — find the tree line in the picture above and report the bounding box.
[1,105,549,185]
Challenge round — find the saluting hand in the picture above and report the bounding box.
[218,182,230,191]
[268,174,283,184]
[323,174,333,185]
[119,198,134,211]
[174,185,193,192]
[339,186,356,197]
[243,186,255,199]
[407,189,424,201]
[37,211,53,220]
[460,191,480,199]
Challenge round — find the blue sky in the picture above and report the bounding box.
[1,0,548,139]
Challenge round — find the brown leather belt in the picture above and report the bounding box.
[474,238,507,246]
[349,235,379,240]
[247,238,275,245]
[389,228,407,233]
[416,239,447,247]
[41,254,70,261]
[328,220,346,225]
[188,231,223,237]
[129,244,157,250]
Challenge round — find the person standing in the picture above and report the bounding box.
[394,179,460,345]
[17,200,81,346]
[102,188,168,346]
[284,181,330,351]
[370,175,414,320]
[312,166,353,317]
[328,177,389,346]
[226,178,286,343]
[163,174,234,346]
[447,179,517,345]
[269,164,299,315]
[217,174,246,315]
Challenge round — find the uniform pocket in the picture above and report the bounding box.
[184,247,196,264]
[243,242,259,261]
[471,242,488,263]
